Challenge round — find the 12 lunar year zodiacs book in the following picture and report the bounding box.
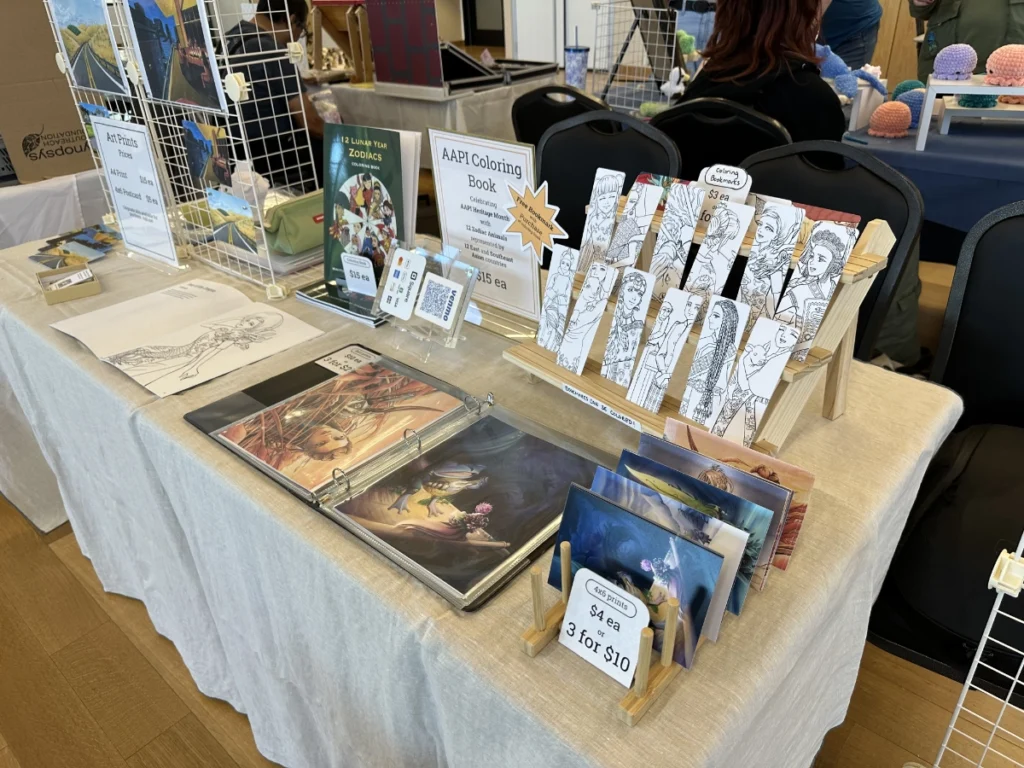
[185,344,609,610]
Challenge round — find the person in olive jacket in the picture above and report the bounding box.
[911,0,1024,81]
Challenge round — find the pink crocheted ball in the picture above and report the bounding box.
[999,95,1024,105]
[934,44,977,80]
[868,102,912,138]
[986,44,1024,86]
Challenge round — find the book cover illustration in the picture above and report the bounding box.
[616,450,771,613]
[216,362,462,495]
[334,415,598,597]
[663,421,816,572]
[549,485,723,668]
[589,467,744,643]
[324,124,405,286]
[51,0,130,95]
[182,119,231,188]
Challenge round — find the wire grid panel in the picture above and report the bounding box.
[935,543,1024,767]
[593,0,678,115]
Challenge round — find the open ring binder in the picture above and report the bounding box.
[403,428,422,453]
[331,468,352,496]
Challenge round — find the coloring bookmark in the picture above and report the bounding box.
[650,181,706,302]
[603,178,666,270]
[537,245,581,352]
[556,263,618,375]
[626,288,702,413]
[600,268,655,387]
[679,296,750,427]
[684,200,755,317]
[577,168,626,276]
[738,203,804,333]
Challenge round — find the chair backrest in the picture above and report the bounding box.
[651,98,792,182]
[740,141,924,361]
[932,201,1024,429]
[536,111,681,259]
[511,85,608,148]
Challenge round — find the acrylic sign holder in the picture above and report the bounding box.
[503,203,895,456]
[521,541,683,726]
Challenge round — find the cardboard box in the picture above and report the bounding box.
[37,264,102,305]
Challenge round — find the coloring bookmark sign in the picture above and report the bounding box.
[695,164,753,224]
[92,116,178,267]
[429,130,541,320]
[562,383,643,432]
[559,568,649,687]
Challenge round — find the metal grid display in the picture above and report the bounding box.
[593,0,678,115]
[42,0,323,294]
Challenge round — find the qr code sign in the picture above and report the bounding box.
[414,273,463,331]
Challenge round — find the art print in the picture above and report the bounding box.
[216,362,463,495]
[738,203,804,331]
[182,119,232,188]
[549,485,724,668]
[663,420,816,572]
[600,269,654,387]
[590,467,746,643]
[537,245,581,352]
[51,0,131,95]
[626,288,701,413]
[650,182,705,302]
[206,188,258,255]
[123,0,228,112]
[32,224,121,269]
[616,450,772,614]
[774,221,858,362]
[335,416,597,596]
[577,168,626,276]
[603,180,665,269]
[680,296,750,428]
[556,263,617,375]
[711,318,799,447]
[684,201,755,316]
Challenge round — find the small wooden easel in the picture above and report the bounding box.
[521,542,683,725]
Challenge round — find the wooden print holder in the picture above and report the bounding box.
[503,206,895,456]
[521,542,683,726]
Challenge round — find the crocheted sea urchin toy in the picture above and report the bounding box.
[868,101,912,138]
[934,44,977,81]
[896,89,926,128]
[892,79,925,100]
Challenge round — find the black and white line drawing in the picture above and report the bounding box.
[556,263,618,375]
[712,319,800,446]
[738,204,804,332]
[600,268,655,386]
[577,168,626,276]
[604,180,665,269]
[537,245,581,351]
[680,296,750,427]
[626,288,702,413]
[650,182,705,302]
[684,201,755,317]
[774,221,858,362]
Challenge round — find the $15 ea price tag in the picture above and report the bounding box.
[558,568,650,687]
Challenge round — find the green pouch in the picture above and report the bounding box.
[263,190,324,255]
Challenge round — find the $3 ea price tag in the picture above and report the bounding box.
[558,568,650,687]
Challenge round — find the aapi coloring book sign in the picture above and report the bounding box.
[92,116,178,267]
[429,130,540,321]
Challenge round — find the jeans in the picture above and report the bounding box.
[829,22,880,70]
[675,9,716,74]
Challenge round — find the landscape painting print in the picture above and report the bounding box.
[206,189,258,254]
[182,120,231,188]
[124,0,227,112]
[216,362,463,495]
[335,416,597,597]
[51,0,130,95]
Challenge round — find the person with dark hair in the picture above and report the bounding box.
[224,0,325,192]
[675,0,846,143]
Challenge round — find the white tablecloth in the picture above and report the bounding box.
[0,169,106,249]
[0,239,962,767]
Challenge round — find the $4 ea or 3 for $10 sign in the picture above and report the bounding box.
[558,568,650,687]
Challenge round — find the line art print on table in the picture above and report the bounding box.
[680,296,750,427]
[577,168,626,276]
[626,288,702,413]
[684,200,755,318]
[536,245,581,351]
[712,318,799,447]
[603,179,665,269]
[738,203,804,331]
[650,181,705,302]
[774,220,859,362]
[555,263,618,375]
[600,268,655,387]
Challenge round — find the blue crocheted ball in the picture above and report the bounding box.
[896,89,926,128]
[934,44,978,80]
[957,93,998,108]
[892,79,925,100]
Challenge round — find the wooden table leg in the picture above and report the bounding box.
[823,320,856,421]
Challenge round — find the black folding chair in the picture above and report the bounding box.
[536,111,681,262]
[650,98,791,182]
[511,85,608,148]
[740,141,924,362]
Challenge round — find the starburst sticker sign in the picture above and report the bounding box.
[504,181,568,262]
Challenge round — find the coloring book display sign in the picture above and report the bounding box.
[430,131,540,320]
[91,116,178,267]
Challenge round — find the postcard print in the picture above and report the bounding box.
[51,0,131,95]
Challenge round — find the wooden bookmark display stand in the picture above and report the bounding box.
[503,211,895,456]
[521,542,683,726]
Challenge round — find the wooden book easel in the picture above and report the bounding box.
[521,542,684,726]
